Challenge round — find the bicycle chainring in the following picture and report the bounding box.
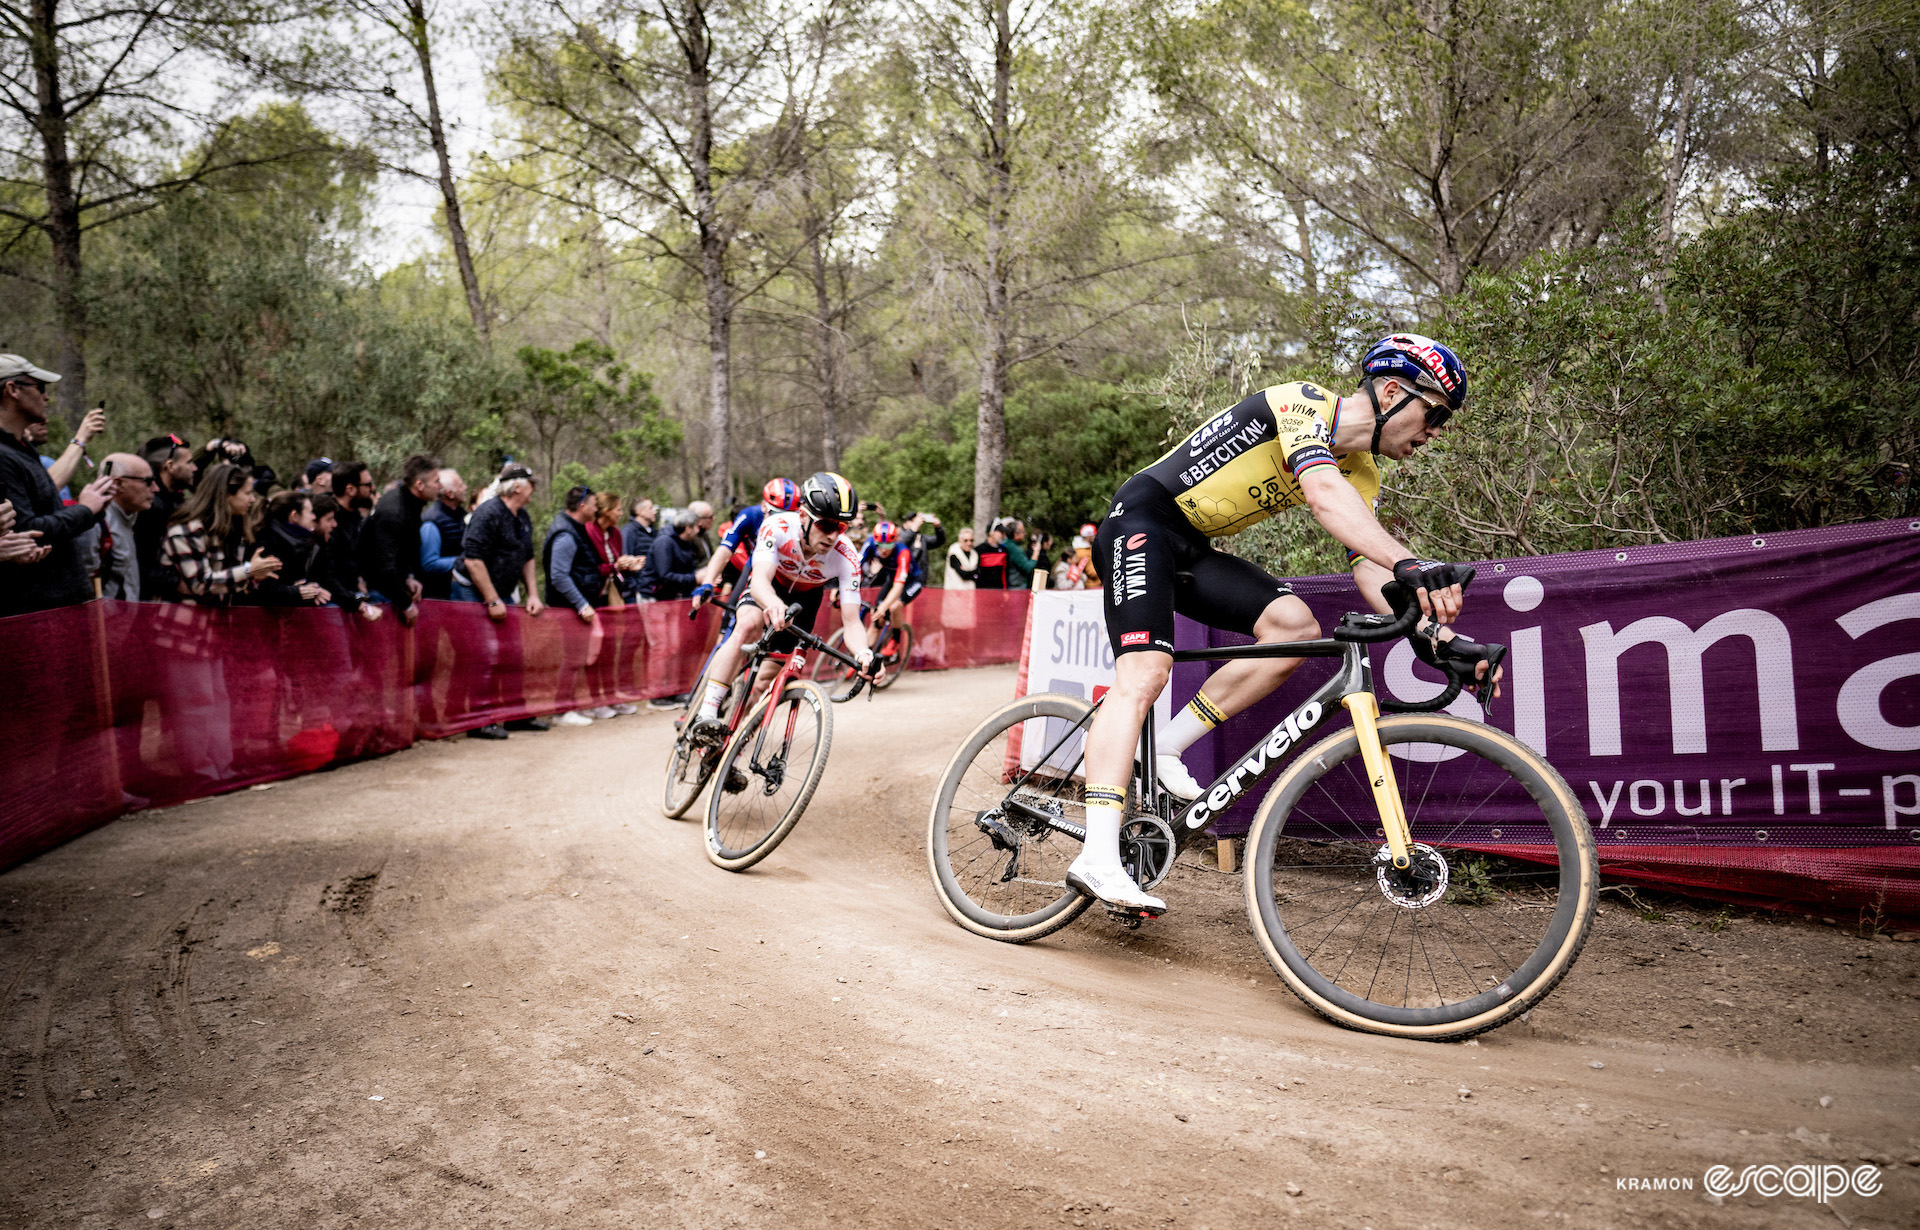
[1373,842,1449,908]
[1120,815,1178,890]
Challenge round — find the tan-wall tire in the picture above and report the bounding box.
[704,680,833,872]
[927,693,1098,943]
[1243,714,1598,1041]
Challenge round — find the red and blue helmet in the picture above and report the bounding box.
[870,520,900,546]
[1361,334,1467,414]
[761,477,801,512]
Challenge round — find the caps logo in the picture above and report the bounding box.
[1120,631,1149,646]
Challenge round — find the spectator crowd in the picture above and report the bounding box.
[0,350,1101,741]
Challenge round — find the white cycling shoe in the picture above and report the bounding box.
[1066,855,1167,916]
[1155,753,1204,802]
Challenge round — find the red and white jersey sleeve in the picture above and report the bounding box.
[752,511,861,600]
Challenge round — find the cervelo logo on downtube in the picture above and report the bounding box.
[1183,700,1324,829]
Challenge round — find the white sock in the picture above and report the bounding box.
[1077,786,1128,873]
[697,679,729,721]
[1161,690,1227,755]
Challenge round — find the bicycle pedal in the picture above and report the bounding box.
[1102,901,1163,925]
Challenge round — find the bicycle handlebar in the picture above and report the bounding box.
[1331,566,1477,644]
[766,602,876,702]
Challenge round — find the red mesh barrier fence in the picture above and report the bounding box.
[0,588,1031,870]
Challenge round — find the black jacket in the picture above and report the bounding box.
[251,518,328,606]
[636,529,702,600]
[461,497,534,602]
[327,504,366,597]
[621,517,657,560]
[358,484,429,607]
[134,483,184,600]
[541,511,604,610]
[0,428,100,615]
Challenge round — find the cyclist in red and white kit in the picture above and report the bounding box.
[688,472,874,743]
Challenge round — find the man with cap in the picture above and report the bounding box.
[0,354,117,615]
[460,462,547,739]
[301,459,334,495]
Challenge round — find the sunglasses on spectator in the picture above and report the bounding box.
[10,378,47,394]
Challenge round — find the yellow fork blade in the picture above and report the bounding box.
[1342,692,1412,869]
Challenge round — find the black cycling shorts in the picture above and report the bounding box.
[900,577,924,604]
[1094,474,1295,657]
[739,577,831,653]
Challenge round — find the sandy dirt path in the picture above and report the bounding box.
[3,664,1918,1229]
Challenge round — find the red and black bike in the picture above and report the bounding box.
[674,603,873,870]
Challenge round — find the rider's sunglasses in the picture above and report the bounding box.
[816,518,849,533]
[1421,400,1452,430]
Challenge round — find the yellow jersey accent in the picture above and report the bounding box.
[1137,382,1380,538]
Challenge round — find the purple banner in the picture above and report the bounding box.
[1174,519,1920,910]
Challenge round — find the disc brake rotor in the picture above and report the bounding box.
[1373,842,1449,908]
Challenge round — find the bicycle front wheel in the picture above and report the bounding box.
[1245,714,1596,1041]
[705,679,833,871]
[927,693,1099,943]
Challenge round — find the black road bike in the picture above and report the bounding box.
[925,581,1598,1041]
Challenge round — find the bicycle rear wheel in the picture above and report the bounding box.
[662,668,745,820]
[662,734,721,820]
[704,679,833,871]
[872,622,912,691]
[1244,713,1596,1041]
[927,693,1100,943]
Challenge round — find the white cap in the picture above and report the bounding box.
[0,354,59,384]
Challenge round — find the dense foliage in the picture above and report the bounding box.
[0,0,1910,567]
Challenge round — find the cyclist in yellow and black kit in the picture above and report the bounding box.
[1074,335,1502,914]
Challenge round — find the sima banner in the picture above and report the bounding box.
[1017,519,1920,915]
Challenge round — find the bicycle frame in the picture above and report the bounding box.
[1003,630,1434,873]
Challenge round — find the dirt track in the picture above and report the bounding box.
[4,663,1918,1229]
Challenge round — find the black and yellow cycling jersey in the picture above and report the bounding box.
[1135,381,1380,538]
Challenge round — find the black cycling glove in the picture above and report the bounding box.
[1392,557,1470,599]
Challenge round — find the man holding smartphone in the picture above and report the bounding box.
[0,355,116,614]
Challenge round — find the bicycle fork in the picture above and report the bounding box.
[1342,690,1413,870]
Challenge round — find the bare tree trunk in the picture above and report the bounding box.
[971,0,1013,534]
[701,236,733,503]
[30,0,86,416]
[1654,58,1697,315]
[680,0,733,506]
[406,0,489,345]
[1428,130,1464,296]
[1289,195,1316,297]
[808,215,842,470]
